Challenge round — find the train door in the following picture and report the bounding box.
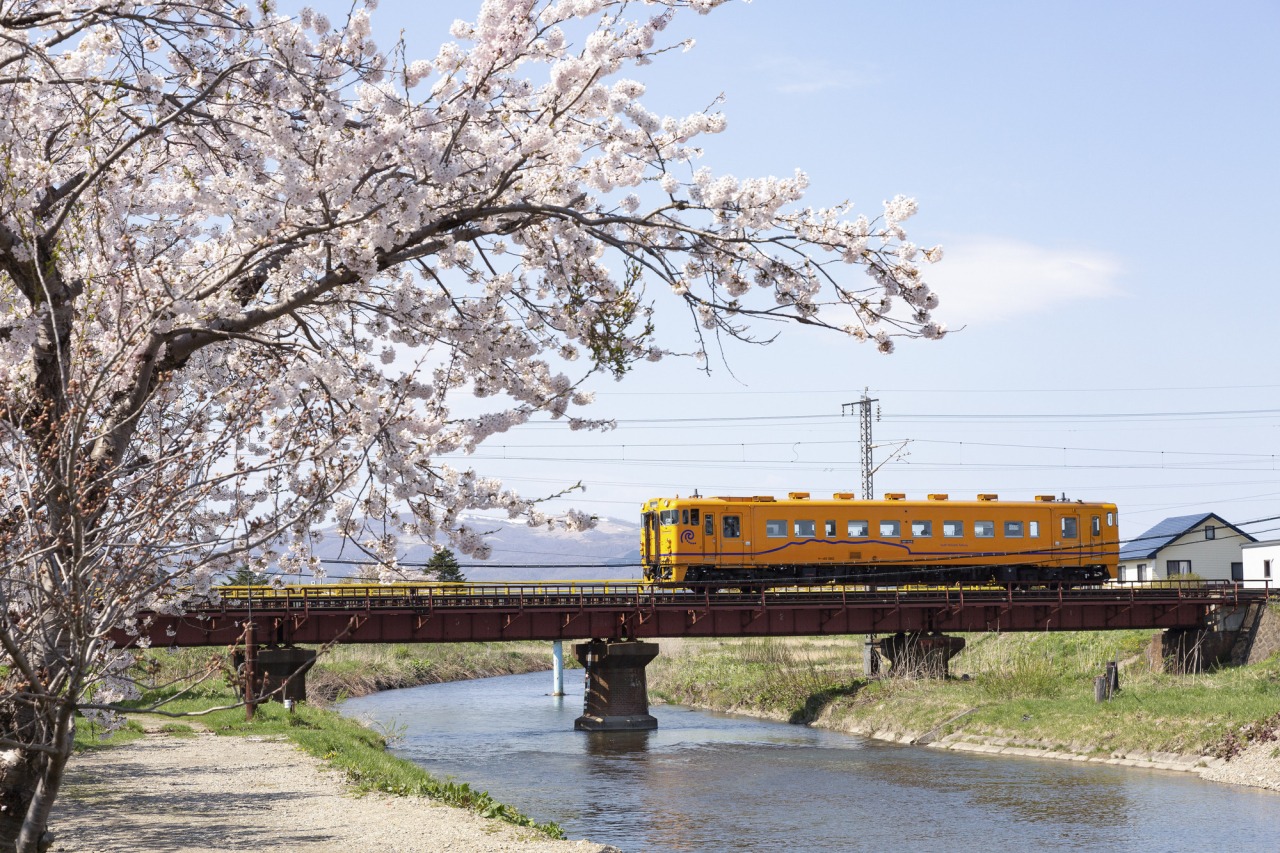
[720,509,746,566]
[1054,510,1080,568]
[642,510,658,580]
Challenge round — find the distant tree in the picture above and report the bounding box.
[223,565,270,587]
[427,549,467,583]
[0,1,946,848]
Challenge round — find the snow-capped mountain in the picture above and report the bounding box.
[307,512,642,582]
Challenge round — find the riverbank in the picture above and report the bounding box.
[53,642,596,852]
[645,631,1280,794]
[54,723,618,853]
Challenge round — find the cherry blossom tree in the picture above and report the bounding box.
[0,0,945,848]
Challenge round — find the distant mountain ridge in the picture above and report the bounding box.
[306,512,641,582]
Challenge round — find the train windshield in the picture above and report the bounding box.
[659,510,679,526]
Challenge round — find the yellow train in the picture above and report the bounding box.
[640,492,1118,588]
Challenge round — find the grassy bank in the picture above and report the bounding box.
[78,642,564,838]
[647,630,1280,758]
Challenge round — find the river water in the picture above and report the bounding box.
[340,671,1280,853]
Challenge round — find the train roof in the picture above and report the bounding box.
[644,493,1115,508]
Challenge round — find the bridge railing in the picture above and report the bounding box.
[206,579,1274,613]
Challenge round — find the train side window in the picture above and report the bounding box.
[912,520,932,537]
[682,509,689,525]
[690,509,700,526]
[1029,521,1040,537]
[825,520,837,537]
[1106,512,1115,527]
[1004,521,1024,538]
[766,520,788,538]
[705,514,714,536]
[975,521,995,538]
[795,520,816,538]
[723,515,741,538]
[879,520,900,538]
[943,521,964,538]
[1061,517,1078,539]
[848,520,869,537]
[1092,516,1101,536]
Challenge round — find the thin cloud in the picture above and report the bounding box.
[761,56,879,95]
[924,237,1123,327]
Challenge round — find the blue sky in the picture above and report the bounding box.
[314,1,1280,542]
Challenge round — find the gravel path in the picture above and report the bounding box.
[51,731,619,853]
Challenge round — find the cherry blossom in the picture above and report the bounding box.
[0,2,944,848]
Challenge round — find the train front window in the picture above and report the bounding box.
[660,510,679,526]
[975,521,995,538]
[1061,517,1078,539]
[723,515,741,538]
[795,520,816,538]
[911,520,932,537]
[1004,521,1024,538]
[879,520,900,538]
[943,521,964,538]
[848,520,869,537]
[681,509,689,525]
[766,520,787,538]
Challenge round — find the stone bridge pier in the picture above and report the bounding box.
[878,631,966,678]
[574,640,659,731]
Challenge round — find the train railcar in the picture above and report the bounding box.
[640,492,1118,587]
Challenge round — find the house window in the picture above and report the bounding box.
[943,521,964,538]
[974,521,995,538]
[1204,525,1215,540]
[848,520,869,537]
[1231,562,1244,582]
[1265,559,1273,579]
[794,520,816,538]
[1166,560,1192,576]
[765,520,787,538]
[1137,563,1148,582]
[912,520,933,537]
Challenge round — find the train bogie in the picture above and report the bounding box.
[640,492,1118,588]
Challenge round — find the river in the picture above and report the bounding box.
[340,671,1280,852]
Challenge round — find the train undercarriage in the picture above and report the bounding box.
[647,562,1111,590]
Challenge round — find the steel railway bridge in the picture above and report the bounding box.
[141,581,1270,647]
[132,582,1275,730]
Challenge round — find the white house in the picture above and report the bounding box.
[1240,540,1280,590]
[1116,512,1256,582]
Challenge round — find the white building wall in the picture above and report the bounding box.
[1241,541,1280,590]
[1117,519,1250,582]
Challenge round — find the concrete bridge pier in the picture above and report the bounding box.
[236,645,317,706]
[574,640,659,731]
[878,632,966,678]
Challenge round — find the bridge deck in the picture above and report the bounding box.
[132,583,1275,648]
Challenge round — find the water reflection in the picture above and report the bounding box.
[341,672,1280,853]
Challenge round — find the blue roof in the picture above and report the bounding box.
[1118,512,1255,561]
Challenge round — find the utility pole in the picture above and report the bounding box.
[842,389,878,500]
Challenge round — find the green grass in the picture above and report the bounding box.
[74,644,569,839]
[648,632,1280,758]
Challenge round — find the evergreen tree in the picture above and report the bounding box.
[428,549,467,583]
